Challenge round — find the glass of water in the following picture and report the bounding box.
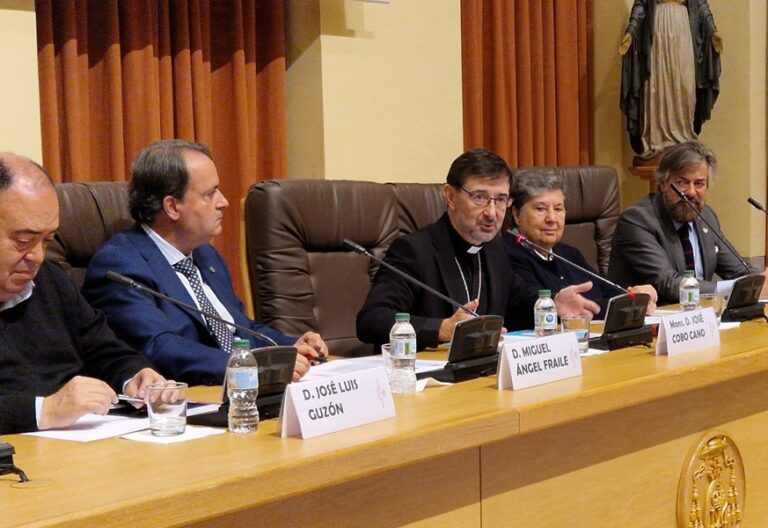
[146,381,187,436]
[560,316,592,355]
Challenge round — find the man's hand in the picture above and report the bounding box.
[618,32,632,55]
[291,332,328,381]
[628,284,658,314]
[554,282,600,318]
[294,331,329,363]
[123,368,167,407]
[438,299,479,342]
[39,376,118,430]
[293,354,311,381]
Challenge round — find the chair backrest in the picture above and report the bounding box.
[46,181,132,289]
[388,182,445,235]
[244,168,618,356]
[550,166,619,276]
[244,180,400,357]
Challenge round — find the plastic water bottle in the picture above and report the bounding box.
[226,338,260,433]
[534,289,558,336]
[389,313,417,394]
[679,270,700,311]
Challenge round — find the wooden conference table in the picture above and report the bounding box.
[3,318,768,527]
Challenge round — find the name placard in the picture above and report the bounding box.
[656,307,719,356]
[497,333,582,390]
[279,367,395,439]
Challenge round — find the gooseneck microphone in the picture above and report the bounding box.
[748,197,768,214]
[342,239,479,317]
[106,271,279,347]
[506,228,631,296]
[669,184,753,275]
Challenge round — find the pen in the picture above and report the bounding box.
[303,354,328,366]
[118,394,145,404]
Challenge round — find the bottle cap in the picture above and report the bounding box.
[538,289,552,297]
[395,312,410,322]
[232,338,250,350]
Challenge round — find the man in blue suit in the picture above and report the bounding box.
[83,140,327,386]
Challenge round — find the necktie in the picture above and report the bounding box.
[677,224,696,272]
[173,257,233,353]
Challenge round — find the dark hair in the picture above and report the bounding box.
[655,141,717,185]
[510,168,566,211]
[0,159,11,192]
[128,140,212,224]
[446,149,512,188]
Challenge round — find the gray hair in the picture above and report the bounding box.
[655,141,717,185]
[510,168,567,211]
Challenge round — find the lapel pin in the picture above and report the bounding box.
[703,227,709,234]
[209,266,216,273]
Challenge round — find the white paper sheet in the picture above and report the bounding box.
[24,403,220,442]
[302,356,446,382]
[122,425,225,444]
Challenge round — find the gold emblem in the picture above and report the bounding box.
[677,431,745,528]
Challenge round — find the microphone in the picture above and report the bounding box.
[0,440,28,483]
[506,228,632,296]
[748,197,768,214]
[106,271,279,347]
[669,184,753,275]
[342,239,480,317]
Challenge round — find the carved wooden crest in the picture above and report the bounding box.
[677,431,745,528]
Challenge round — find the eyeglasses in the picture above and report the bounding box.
[457,186,512,209]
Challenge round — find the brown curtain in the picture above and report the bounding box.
[461,0,592,167]
[36,0,287,295]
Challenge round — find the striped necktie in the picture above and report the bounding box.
[173,257,233,353]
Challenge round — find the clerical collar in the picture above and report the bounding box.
[445,216,484,255]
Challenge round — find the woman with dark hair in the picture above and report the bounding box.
[503,169,657,316]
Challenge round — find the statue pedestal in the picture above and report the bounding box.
[629,155,661,193]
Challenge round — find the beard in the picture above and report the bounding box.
[664,193,702,223]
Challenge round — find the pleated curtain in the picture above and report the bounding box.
[35,0,287,294]
[461,0,593,167]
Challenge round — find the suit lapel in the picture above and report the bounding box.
[194,247,232,310]
[130,227,208,328]
[431,220,471,307]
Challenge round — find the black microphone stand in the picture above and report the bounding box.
[669,184,753,275]
[506,228,630,295]
[747,197,768,215]
[0,441,28,483]
[343,239,479,317]
[106,271,279,347]
[106,271,301,421]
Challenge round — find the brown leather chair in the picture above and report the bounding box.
[543,166,619,276]
[244,180,400,357]
[244,168,618,357]
[46,182,132,289]
[388,182,445,235]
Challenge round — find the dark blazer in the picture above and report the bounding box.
[82,225,293,386]
[607,193,749,303]
[1,262,152,434]
[356,214,537,349]
[504,238,615,316]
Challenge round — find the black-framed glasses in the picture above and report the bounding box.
[457,186,512,209]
